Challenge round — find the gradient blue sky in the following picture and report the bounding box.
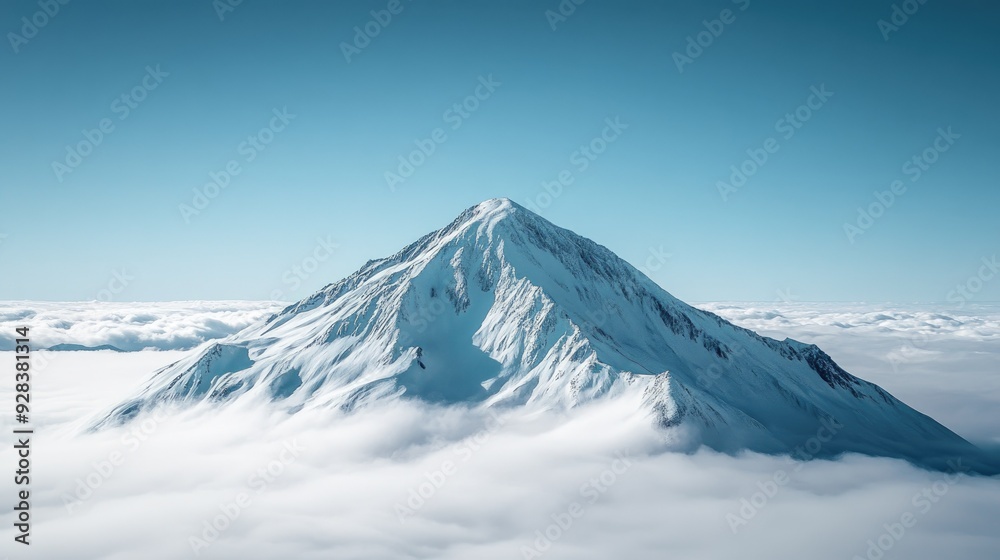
[1,0,998,303]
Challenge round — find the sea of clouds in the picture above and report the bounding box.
[0,301,284,352]
[700,302,1000,448]
[0,301,997,559]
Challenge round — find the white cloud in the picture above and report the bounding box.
[697,302,1000,343]
[0,301,282,351]
[0,302,997,559]
[697,302,1000,447]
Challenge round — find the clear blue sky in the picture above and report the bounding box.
[1,0,998,303]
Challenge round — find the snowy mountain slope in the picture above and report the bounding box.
[95,199,994,472]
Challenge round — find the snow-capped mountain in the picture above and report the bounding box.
[97,198,992,471]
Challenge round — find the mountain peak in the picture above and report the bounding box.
[94,199,994,473]
[471,197,519,214]
[456,197,529,228]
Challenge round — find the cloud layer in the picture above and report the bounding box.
[0,302,997,559]
[2,378,999,560]
[699,302,1000,447]
[0,301,283,351]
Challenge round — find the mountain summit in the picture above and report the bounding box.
[98,198,991,471]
